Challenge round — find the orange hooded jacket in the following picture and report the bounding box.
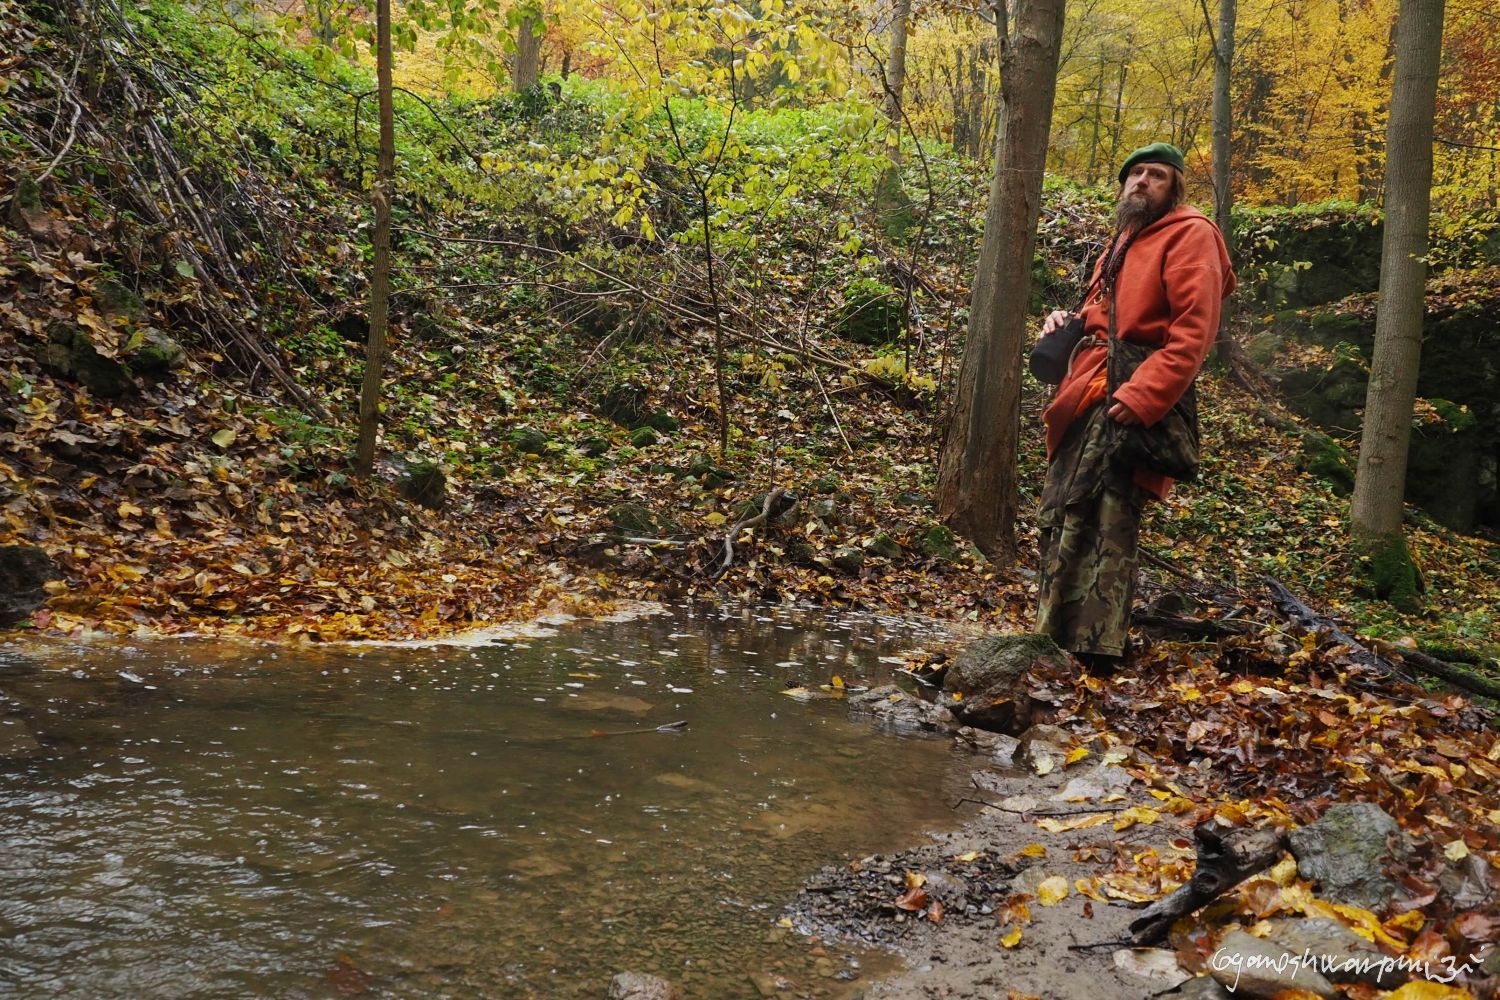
[1042,205,1236,500]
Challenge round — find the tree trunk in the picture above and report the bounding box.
[1210,0,1237,355]
[355,0,396,479]
[1349,0,1445,611]
[1105,36,1131,173]
[513,15,542,93]
[883,0,912,167]
[935,0,1067,563]
[874,0,914,234]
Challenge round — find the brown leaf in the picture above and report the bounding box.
[894,886,930,911]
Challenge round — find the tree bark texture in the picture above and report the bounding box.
[883,0,912,167]
[1210,0,1235,330]
[935,0,1067,563]
[356,0,396,479]
[1350,0,1445,539]
[514,15,542,93]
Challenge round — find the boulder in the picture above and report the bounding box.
[831,546,865,574]
[1262,917,1408,987]
[510,426,551,455]
[40,323,134,398]
[0,546,61,626]
[918,523,963,562]
[1053,761,1134,802]
[940,634,1069,734]
[395,459,446,510]
[1207,928,1338,998]
[1289,802,1412,911]
[605,503,682,539]
[130,328,186,377]
[606,972,681,1000]
[835,278,905,345]
[865,532,903,560]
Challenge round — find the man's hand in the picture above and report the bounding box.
[1108,401,1143,426]
[1039,310,1072,338]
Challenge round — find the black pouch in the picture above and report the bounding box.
[1028,313,1087,385]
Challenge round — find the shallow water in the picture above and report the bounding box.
[0,604,977,999]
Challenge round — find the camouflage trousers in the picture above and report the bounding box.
[1034,404,1146,658]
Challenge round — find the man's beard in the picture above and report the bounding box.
[1114,189,1171,232]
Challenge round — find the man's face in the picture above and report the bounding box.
[1115,161,1176,230]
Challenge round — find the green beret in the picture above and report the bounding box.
[1118,142,1186,183]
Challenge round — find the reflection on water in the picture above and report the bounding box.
[0,603,975,999]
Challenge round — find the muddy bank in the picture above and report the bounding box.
[785,734,1187,1000]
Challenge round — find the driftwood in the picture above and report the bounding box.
[1128,823,1287,945]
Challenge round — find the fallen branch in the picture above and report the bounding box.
[712,488,794,579]
[1128,823,1287,945]
[1263,575,1421,686]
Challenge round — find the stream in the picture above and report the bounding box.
[0,603,980,999]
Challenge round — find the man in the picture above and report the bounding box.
[1032,142,1236,673]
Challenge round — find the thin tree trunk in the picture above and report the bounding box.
[356,0,396,479]
[883,0,912,167]
[1349,0,1445,609]
[1086,45,1105,184]
[1210,0,1237,354]
[514,15,542,92]
[1106,36,1131,173]
[935,0,1067,563]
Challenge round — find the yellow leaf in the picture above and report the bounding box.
[999,925,1023,948]
[1443,840,1469,862]
[1385,983,1474,999]
[905,871,926,889]
[1036,813,1113,833]
[704,512,726,526]
[1113,806,1161,831]
[777,917,793,929]
[952,691,964,701]
[1018,843,1047,858]
[953,850,984,862]
[1036,876,1069,906]
[1065,747,1090,766]
[117,501,143,518]
[212,428,237,448]
[830,675,845,690]
[1074,877,1105,901]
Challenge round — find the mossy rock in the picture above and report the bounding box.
[597,382,650,428]
[605,503,682,539]
[642,409,679,433]
[1298,430,1355,495]
[1245,330,1285,366]
[509,426,551,455]
[129,328,186,377]
[93,277,147,321]
[629,426,659,448]
[578,435,611,458]
[865,532,903,560]
[40,324,133,398]
[919,523,962,562]
[832,546,866,574]
[893,490,932,510]
[1307,309,1370,349]
[396,459,446,510]
[836,278,905,346]
[686,455,733,488]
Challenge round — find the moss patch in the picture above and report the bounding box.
[1352,528,1423,613]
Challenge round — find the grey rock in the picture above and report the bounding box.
[941,634,1068,734]
[130,328,186,376]
[395,459,446,510]
[1207,929,1338,998]
[847,685,957,734]
[865,532,903,560]
[0,545,61,626]
[1162,976,1234,999]
[1017,723,1072,776]
[954,726,1019,763]
[831,546,865,574]
[607,971,682,1000]
[1053,762,1134,802]
[1263,917,1409,987]
[1289,802,1412,910]
[918,523,962,561]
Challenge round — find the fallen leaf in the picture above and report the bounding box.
[1037,876,1069,906]
[999,925,1023,948]
[894,886,930,911]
